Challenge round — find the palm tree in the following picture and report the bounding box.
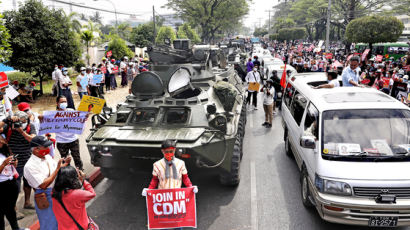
[66,12,82,33]
[81,30,94,65]
[116,22,132,41]
[90,11,103,25]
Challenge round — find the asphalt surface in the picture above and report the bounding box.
[86,94,410,230]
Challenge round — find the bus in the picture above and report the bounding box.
[355,42,409,61]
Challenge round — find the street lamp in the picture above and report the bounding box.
[93,0,118,26]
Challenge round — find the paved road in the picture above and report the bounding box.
[86,95,410,230]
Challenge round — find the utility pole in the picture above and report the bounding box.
[265,10,274,34]
[325,0,331,52]
[12,0,17,10]
[153,5,156,44]
[69,0,73,13]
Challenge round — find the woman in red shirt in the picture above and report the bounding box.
[52,166,96,230]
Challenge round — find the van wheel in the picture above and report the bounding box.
[301,168,313,208]
[285,134,293,158]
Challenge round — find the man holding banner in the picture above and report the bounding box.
[142,140,198,229]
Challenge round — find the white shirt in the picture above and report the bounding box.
[0,154,14,182]
[76,74,88,92]
[263,86,275,105]
[54,108,78,143]
[329,79,340,88]
[120,61,127,73]
[24,154,57,189]
[245,71,261,92]
[87,73,98,87]
[55,69,63,85]
[59,75,71,90]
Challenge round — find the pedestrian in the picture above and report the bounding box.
[127,62,136,84]
[18,102,40,135]
[246,58,254,72]
[58,68,75,109]
[17,84,33,103]
[26,81,40,101]
[315,71,340,89]
[0,87,13,121]
[142,139,198,200]
[120,57,128,87]
[3,111,36,211]
[54,96,84,171]
[102,58,111,93]
[52,166,97,230]
[24,136,72,230]
[52,65,62,97]
[86,67,100,98]
[76,67,88,100]
[97,64,105,95]
[0,134,27,230]
[253,56,260,68]
[341,56,362,87]
[245,67,261,110]
[262,79,275,128]
[109,59,117,90]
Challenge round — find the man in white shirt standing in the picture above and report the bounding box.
[58,68,75,109]
[76,67,89,99]
[24,135,71,230]
[245,67,261,110]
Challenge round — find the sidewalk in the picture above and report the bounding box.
[6,81,130,230]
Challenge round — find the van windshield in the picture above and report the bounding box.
[322,109,410,161]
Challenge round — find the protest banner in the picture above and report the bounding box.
[91,74,103,85]
[101,66,107,74]
[146,187,196,229]
[0,72,8,88]
[112,66,119,74]
[106,50,112,58]
[376,55,383,62]
[78,95,105,114]
[80,75,89,89]
[325,53,333,59]
[5,86,19,100]
[38,111,88,135]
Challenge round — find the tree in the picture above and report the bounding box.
[66,12,82,33]
[116,22,132,41]
[130,23,154,48]
[155,26,176,45]
[107,34,134,60]
[0,3,12,63]
[90,11,103,25]
[345,15,404,57]
[165,0,249,43]
[277,27,307,41]
[253,28,269,37]
[81,30,94,65]
[4,0,81,94]
[177,24,201,44]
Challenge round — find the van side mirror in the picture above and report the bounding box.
[300,136,316,149]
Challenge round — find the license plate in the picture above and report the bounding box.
[369,216,398,227]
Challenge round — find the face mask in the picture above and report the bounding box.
[59,102,68,110]
[164,152,174,162]
[81,71,86,75]
[63,71,68,75]
[253,68,257,72]
[21,123,28,130]
[55,67,58,70]
[38,148,50,157]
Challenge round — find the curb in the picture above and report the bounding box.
[29,167,103,230]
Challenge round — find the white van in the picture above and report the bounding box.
[282,72,410,227]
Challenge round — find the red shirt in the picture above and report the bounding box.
[52,181,96,230]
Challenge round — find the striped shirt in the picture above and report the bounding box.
[4,124,36,168]
[152,158,188,189]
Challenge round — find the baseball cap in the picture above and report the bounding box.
[80,67,86,71]
[30,136,52,148]
[17,102,31,111]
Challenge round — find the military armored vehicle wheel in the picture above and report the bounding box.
[101,167,128,180]
[219,141,241,186]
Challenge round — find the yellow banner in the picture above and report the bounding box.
[78,95,105,114]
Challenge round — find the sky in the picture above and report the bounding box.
[0,0,278,28]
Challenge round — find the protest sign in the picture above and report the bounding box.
[91,74,103,85]
[38,111,88,135]
[106,50,112,57]
[361,49,370,61]
[146,187,196,229]
[80,75,89,89]
[5,86,19,100]
[78,95,105,114]
[325,53,333,59]
[0,72,8,88]
[112,66,119,74]
[101,66,107,74]
[376,55,383,62]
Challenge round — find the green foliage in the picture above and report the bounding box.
[116,22,132,41]
[130,23,155,48]
[73,59,86,72]
[165,0,249,43]
[253,28,269,37]
[6,72,34,84]
[4,0,81,93]
[107,34,134,60]
[277,27,307,41]
[155,26,177,45]
[0,6,12,63]
[345,15,404,44]
[81,30,94,46]
[269,33,279,41]
[177,24,200,44]
[273,18,296,32]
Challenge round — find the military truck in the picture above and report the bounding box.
[86,39,247,186]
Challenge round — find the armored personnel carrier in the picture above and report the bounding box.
[86,39,247,185]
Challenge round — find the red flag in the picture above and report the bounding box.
[0,72,8,88]
[280,64,287,88]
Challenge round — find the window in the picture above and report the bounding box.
[289,91,308,126]
[130,109,157,124]
[303,103,319,139]
[164,108,189,124]
[284,84,295,108]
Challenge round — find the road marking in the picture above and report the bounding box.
[251,161,258,230]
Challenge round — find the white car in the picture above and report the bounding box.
[282,72,410,227]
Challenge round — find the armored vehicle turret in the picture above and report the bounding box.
[86,39,246,185]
